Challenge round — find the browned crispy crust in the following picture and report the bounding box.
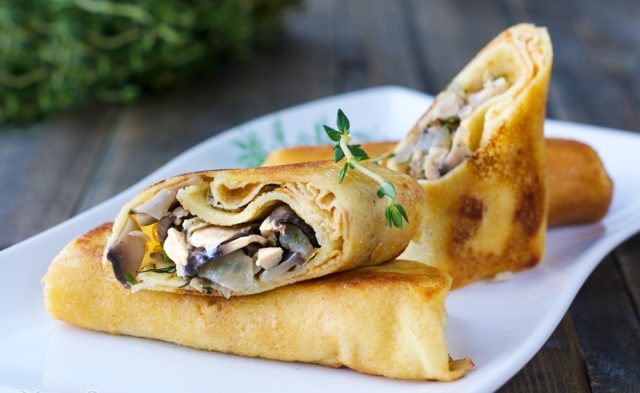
[44,223,473,381]
[545,138,613,226]
[264,25,555,288]
[107,160,425,296]
[262,142,398,167]
[262,138,613,229]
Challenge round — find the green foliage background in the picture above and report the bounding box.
[0,0,298,124]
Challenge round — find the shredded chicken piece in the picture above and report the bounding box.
[396,74,509,180]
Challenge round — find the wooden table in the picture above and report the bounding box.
[1,1,638,391]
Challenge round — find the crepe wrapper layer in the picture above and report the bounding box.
[44,223,473,381]
[266,24,553,288]
[262,138,613,227]
[105,160,424,296]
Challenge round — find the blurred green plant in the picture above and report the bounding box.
[0,0,298,124]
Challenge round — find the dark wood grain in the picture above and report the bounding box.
[406,2,597,390]
[334,0,424,91]
[498,315,591,393]
[503,0,640,391]
[615,234,640,329]
[75,0,339,211]
[1,1,638,391]
[502,0,640,130]
[570,255,640,392]
[407,0,511,93]
[0,105,114,245]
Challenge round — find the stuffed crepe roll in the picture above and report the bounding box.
[263,25,553,287]
[384,24,553,287]
[104,161,424,297]
[261,138,613,228]
[46,223,472,381]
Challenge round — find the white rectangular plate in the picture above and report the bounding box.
[1,86,639,393]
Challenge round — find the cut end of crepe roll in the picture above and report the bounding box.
[392,24,553,287]
[388,24,552,183]
[46,223,472,381]
[104,161,424,297]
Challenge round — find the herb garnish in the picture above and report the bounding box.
[139,265,177,274]
[203,286,213,295]
[324,109,409,228]
[124,272,138,285]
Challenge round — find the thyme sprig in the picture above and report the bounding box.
[139,265,177,274]
[324,109,409,228]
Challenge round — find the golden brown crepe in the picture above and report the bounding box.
[262,138,613,228]
[546,138,613,226]
[265,24,552,288]
[105,161,424,297]
[44,223,473,381]
[386,24,553,287]
[262,142,398,167]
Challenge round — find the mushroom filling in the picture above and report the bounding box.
[392,72,509,180]
[110,201,320,297]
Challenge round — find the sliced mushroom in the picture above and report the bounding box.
[164,228,190,276]
[135,213,156,226]
[278,224,314,259]
[132,176,203,223]
[132,188,176,222]
[219,234,268,255]
[183,232,265,276]
[197,249,255,293]
[156,215,174,242]
[260,252,304,282]
[185,247,218,277]
[107,217,147,287]
[182,217,210,238]
[256,247,283,270]
[260,206,319,247]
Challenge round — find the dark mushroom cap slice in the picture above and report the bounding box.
[183,226,263,277]
[263,206,319,247]
[107,217,147,287]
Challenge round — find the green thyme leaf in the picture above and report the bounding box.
[376,181,396,199]
[396,203,409,223]
[385,206,393,228]
[337,109,350,133]
[203,286,213,295]
[387,203,404,228]
[348,144,369,161]
[324,125,342,142]
[392,209,403,228]
[124,272,138,285]
[324,109,409,229]
[140,265,176,274]
[333,144,345,162]
[339,163,348,183]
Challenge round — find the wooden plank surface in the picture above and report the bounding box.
[0,1,638,391]
[502,0,640,391]
[571,255,640,392]
[407,1,596,389]
[74,0,339,212]
[498,315,591,393]
[0,105,114,247]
